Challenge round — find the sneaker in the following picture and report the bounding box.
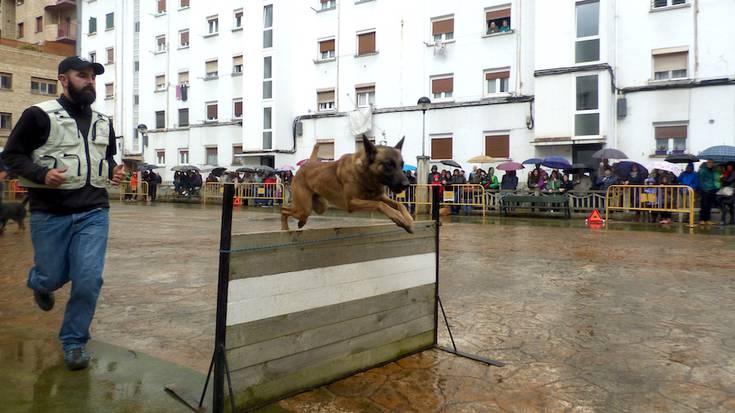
[33,290,55,312]
[64,347,90,371]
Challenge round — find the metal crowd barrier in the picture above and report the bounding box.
[1,179,27,201]
[605,185,695,227]
[203,182,286,206]
[202,182,227,205]
[118,180,149,202]
[388,184,486,216]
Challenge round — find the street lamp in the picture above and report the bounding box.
[417,96,431,157]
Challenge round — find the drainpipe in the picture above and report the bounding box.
[76,0,81,54]
[693,0,699,76]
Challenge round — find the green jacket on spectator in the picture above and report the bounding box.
[698,165,718,191]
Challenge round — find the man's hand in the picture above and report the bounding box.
[44,167,68,187]
[111,165,125,186]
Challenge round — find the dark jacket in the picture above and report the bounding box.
[501,174,518,190]
[1,95,117,214]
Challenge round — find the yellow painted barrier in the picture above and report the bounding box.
[387,184,486,216]
[1,179,27,201]
[202,182,227,205]
[605,185,695,227]
[237,183,286,206]
[119,180,149,202]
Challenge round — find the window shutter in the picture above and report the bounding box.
[653,52,688,73]
[486,8,510,21]
[178,71,189,83]
[431,138,453,160]
[181,0,189,7]
[107,48,114,62]
[234,100,243,116]
[207,104,218,119]
[355,84,375,94]
[432,18,454,36]
[431,77,453,94]
[655,126,687,139]
[317,141,335,160]
[485,71,510,81]
[357,32,376,55]
[158,0,166,13]
[206,60,218,73]
[233,55,243,66]
[484,135,510,158]
[319,39,335,53]
[317,90,335,103]
[180,30,189,44]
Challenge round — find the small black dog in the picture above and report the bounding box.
[0,196,30,234]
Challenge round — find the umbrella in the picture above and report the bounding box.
[235,167,255,173]
[592,148,628,160]
[665,153,699,164]
[170,165,200,172]
[698,145,735,163]
[256,165,275,174]
[541,156,572,170]
[467,155,494,163]
[403,164,417,172]
[496,161,524,171]
[211,167,227,176]
[648,160,682,175]
[613,160,649,179]
[440,160,462,168]
[277,164,295,171]
[138,164,157,171]
[522,158,544,165]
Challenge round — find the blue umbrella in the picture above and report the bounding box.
[522,158,544,165]
[403,164,417,172]
[613,160,649,179]
[541,156,572,170]
[698,145,735,162]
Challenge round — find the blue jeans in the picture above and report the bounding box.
[27,208,109,351]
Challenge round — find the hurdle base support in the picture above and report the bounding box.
[435,345,505,367]
[164,384,208,413]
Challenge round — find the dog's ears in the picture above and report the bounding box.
[394,136,405,151]
[362,134,377,162]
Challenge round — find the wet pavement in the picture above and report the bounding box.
[1,202,734,412]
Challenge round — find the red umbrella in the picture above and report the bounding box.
[296,159,310,166]
[496,161,524,171]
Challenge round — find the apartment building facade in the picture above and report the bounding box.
[78,0,735,180]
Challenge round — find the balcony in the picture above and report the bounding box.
[45,0,76,12]
[56,23,77,44]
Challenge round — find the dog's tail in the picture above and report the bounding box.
[309,143,319,162]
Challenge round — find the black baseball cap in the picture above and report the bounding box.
[58,56,105,76]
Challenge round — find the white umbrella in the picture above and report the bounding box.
[648,160,682,175]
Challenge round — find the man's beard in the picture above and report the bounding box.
[68,82,96,105]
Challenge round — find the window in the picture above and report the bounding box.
[431,76,453,100]
[232,55,243,74]
[653,49,688,80]
[316,140,335,160]
[206,101,218,121]
[207,16,219,35]
[106,47,114,64]
[232,145,244,165]
[89,51,96,62]
[321,0,336,11]
[205,59,218,79]
[89,17,97,34]
[652,0,687,8]
[356,84,375,108]
[318,38,335,60]
[156,35,167,53]
[486,7,511,34]
[655,125,687,155]
[180,0,189,8]
[432,17,454,42]
[157,0,166,14]
[317,89,335,112]
[156,150,166,165]
[155,111,165,129]
[31,78,57,95]
[575,0,599,63]
[233,9,243,29]
[263,5,273,48]
[179,149,189,164]
[233,99,243,119]
[357,31,376,55]
[485,135,510,158]
[105,82,113,98]
[484,69,510,95]
[17,22,23,38]
[106,12,114,30]
[263,56,272,99]
[35,16,43,33]
[0,73,12,90]
[206,147,218,165]
[431,137,453,160]
[178,108,189,126]
[179,29,189,48]
[575,75,599,136]
[155,74,166,91]
[0,112,11,130]
[263,107,272,149]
